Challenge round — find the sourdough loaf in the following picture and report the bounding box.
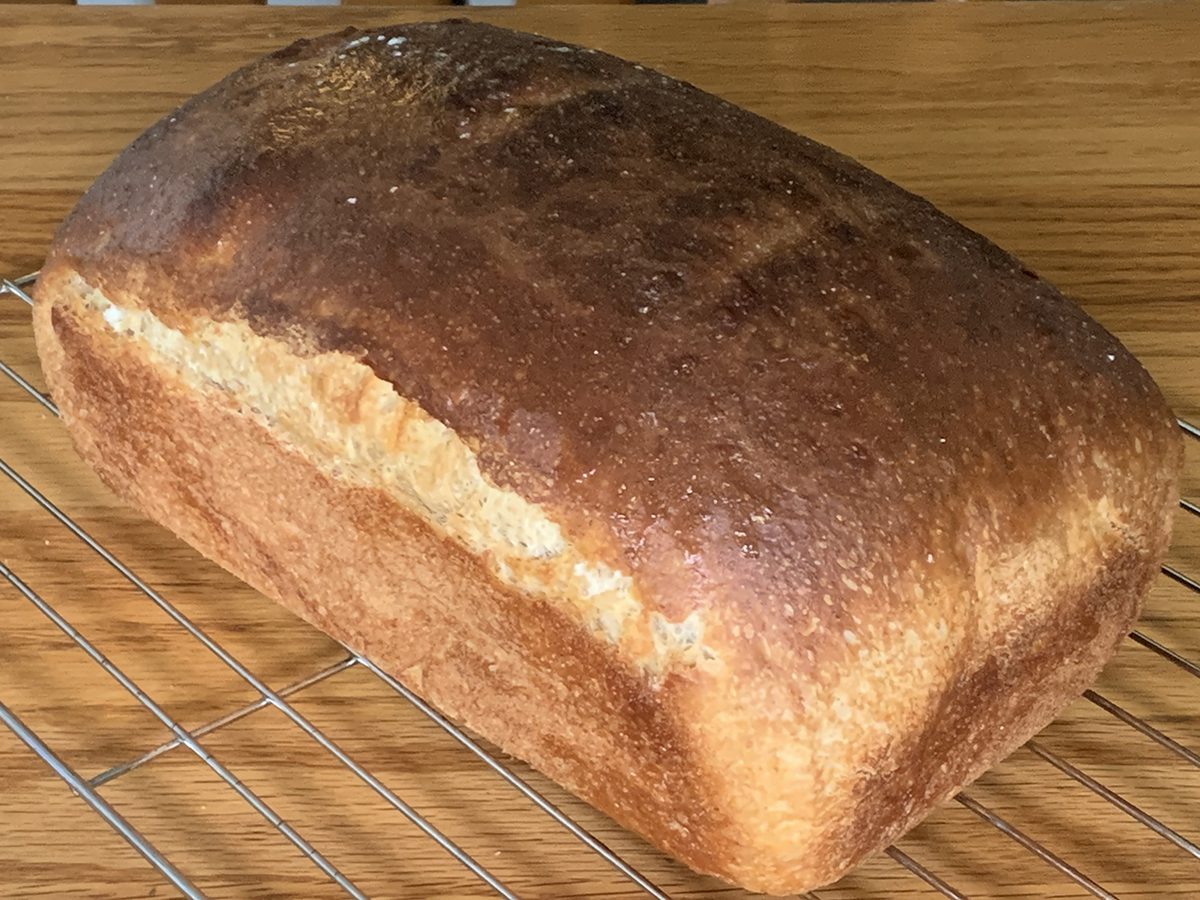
[34,21,1182,893]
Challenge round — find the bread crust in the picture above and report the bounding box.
[34,21,1183,892]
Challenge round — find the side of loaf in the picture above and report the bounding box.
[34,21,1183,894]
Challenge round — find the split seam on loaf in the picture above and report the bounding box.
[72,273,718,675]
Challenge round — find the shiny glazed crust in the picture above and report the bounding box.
[34,21,1183,893]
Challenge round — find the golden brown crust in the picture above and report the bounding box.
[43,20,1179,626]
[34,21,1184,893]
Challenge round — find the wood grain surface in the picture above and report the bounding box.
[1,3,1198,898]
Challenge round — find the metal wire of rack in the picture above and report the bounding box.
[0,270,1197,899]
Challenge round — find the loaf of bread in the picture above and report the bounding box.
[34,21,1182,893]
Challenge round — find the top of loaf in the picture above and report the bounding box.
[47,20,1179,677]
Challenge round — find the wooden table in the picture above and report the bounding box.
[2,3,1198,898]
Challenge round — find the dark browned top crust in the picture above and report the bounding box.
[47,20,1180,668]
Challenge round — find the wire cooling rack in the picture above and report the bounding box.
[0,269,1197,899]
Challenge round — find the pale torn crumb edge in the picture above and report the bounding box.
[70,275,718,676]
